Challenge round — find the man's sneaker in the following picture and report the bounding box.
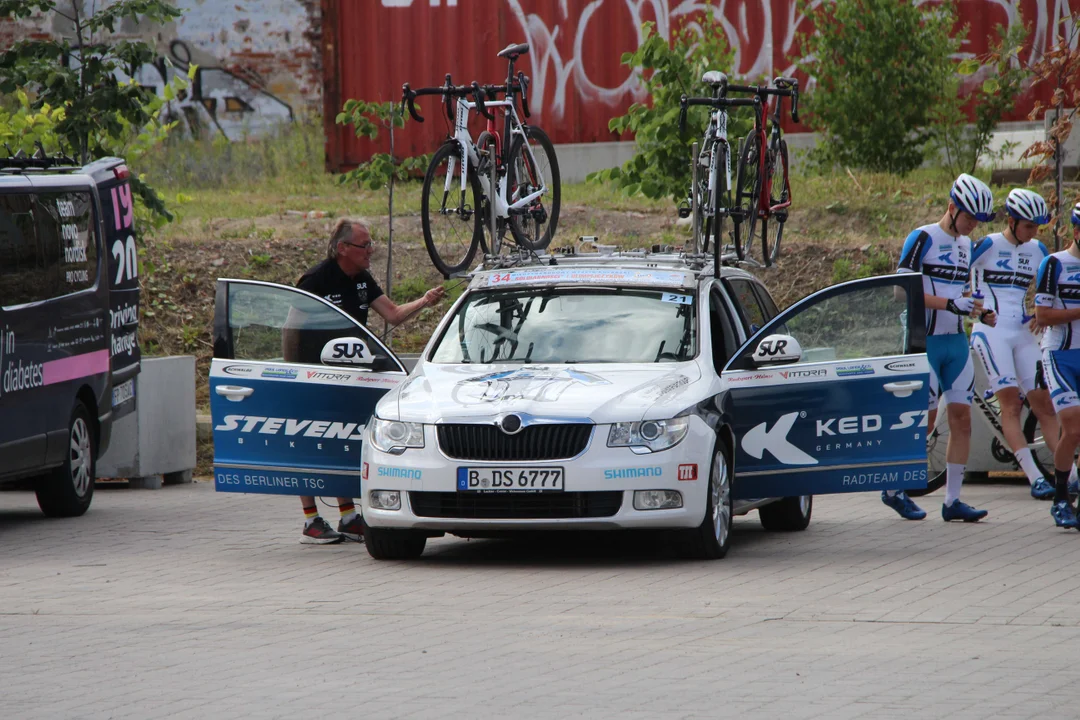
[881,491,927,520]
[1050,500,1080,529]
[338,515,365,543]
[301,516,343,545]
[1030,478,1056,500]
[941,500,988,522]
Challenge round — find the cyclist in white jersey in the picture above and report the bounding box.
[970,188,1060,500]
[886,174,996,523]
[1035,201,1080,529]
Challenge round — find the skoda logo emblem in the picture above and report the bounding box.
[499,414,523,435]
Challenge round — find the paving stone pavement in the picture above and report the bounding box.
[2,478,1079,720]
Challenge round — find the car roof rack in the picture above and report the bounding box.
[462,236,754,281]
[0,142,82,174]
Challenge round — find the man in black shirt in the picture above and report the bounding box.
[294,218,445,544]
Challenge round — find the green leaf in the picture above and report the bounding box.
[981,77,1000,94]
[957,58,980,75]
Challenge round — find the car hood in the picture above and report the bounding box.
[387,362,704,424]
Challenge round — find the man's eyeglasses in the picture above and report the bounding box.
[341,240,373,250]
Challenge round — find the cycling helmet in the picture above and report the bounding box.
[1072,201,1080,227]
[1005,188,1050,225]
[950,173,996,222]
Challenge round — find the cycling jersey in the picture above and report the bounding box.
[1035,250,1080,351]
[897,223,971,335]
[970,233,1048,330]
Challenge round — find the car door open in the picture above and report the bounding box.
[209,280,407,497]
[721,273,930,499]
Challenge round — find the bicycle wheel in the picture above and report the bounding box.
[733,132,761,263]
[765,138,790,266]
[707,143,731,258]
[475,131,505,256]
[691,142,712,255]
[421,142,483,278]
[506,126,561,251]
[1023,408,1057,479]
[915,420,949,497]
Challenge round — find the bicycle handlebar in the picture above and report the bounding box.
[678,95,760,136]
[401,76,494,123]
[724,77,800,124]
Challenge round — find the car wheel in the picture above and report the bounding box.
[363,518,427,560]
[36,401,95,518]
[682,440,733,560]
[758,494,812,532]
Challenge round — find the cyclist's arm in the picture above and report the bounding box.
[1033,255,1074,325]
[282,307,308,361]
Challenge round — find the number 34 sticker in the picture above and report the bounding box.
[661,293,692,305]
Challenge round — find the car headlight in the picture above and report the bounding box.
[607,417,690,453]
[369,417,425,454]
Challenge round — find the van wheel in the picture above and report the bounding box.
[364,519,427,560]
[36,401,95,518]
[758,495,812,531]
[682,440,733,559]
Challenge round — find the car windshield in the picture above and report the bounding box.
[429,286,697,364]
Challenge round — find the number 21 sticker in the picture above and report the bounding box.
[662,293,691,305]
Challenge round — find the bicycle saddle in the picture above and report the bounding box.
[497,42,530,59]
[701,71,727,87]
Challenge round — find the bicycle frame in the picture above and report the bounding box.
[701,107,733,223]
[751,96,793,218]
[443,96,547,219]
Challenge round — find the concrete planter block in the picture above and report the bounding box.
[97,356,197,487]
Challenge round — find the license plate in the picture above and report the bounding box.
[457,467,565,493]
[112,379,135,407]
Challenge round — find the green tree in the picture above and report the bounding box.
[798,0,964,175]
[589,15,745,203]
[940,17,1032,174]
[0,0,185,224]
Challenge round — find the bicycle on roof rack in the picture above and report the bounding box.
[402,42,561,279]
[678,72,761,271]
[725,76,800,269]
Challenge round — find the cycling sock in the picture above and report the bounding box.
[1055,469,1071,504]
[1014,448,1042,484]
[944,463,964,506]
[339,502,357,523]
[1071,466,1078,486]
[303,504,319,527]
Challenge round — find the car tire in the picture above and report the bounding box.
[758,495,812,532]
[363,518,427,560]
[36,401,95,518]
[682,439,733,560]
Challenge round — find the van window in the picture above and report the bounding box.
[0,191,96,306]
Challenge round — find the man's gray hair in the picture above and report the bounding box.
[327,218,371,260]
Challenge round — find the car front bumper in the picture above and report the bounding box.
[360,416,716,532]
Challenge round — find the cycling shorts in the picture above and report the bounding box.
[926,333,974,410]
[970,322,1040,395]
[1043,349,1080,412]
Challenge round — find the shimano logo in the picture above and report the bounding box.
[377,467,422,479]
[604,467,662,479]
[214,414,366,440]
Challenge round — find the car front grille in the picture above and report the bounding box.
[436,423,593,461]
[409,491,623,519]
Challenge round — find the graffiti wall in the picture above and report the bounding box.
[325,0,1080,169]
[0,0,321,139]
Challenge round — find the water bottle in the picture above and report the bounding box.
[971,290,984,319]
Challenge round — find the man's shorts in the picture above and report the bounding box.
[970,322,1041,395]
[1043,349,1080,412]
[926,333,974,410]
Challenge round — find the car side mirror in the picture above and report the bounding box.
[751,333,802,366]
[320,337,378,367]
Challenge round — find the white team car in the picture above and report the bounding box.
[360,252,932,560]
